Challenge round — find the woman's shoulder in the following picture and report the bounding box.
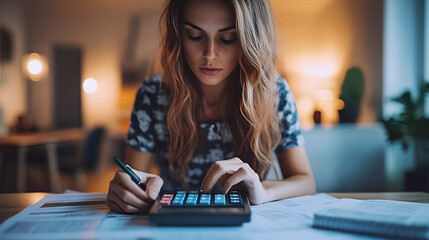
[275,75,294,108]
[134,75,170,108]
[275,75,291,93]
[138,75,163,93]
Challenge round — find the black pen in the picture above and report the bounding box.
[113,156,146,191]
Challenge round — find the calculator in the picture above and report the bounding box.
[148,190,251,226]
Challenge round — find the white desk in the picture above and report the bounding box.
[0,192,428,239]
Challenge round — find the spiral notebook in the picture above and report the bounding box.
[313,199,429,239]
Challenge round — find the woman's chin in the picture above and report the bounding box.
[197,76,226,87]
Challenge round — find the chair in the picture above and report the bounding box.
[57,127,107,191]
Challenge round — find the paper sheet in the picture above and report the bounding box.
[0,192,381,240]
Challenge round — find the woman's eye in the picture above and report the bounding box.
[189,36,203,41]
[188,34,203,41]
[220,38,236,44]
[220,33,237,44]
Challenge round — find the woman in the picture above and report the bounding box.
[107,0,315,214]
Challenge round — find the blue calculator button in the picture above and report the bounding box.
[214,194,226,205]
[186,200,197,205]
[200,194,211,199]
[172,199,184,205]
[199,195,211,205]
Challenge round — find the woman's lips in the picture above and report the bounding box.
[200,67,222,76]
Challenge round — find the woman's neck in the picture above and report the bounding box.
[198,78,229,123]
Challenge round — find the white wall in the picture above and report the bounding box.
[425,0,429,118]
[0,0,27,135]
[383,0,425,118]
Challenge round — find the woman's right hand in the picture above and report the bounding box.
[107,169,163,213]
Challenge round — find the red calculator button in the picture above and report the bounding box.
[161,194,174,200]
[160,200,171,205]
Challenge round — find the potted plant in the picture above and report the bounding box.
[382,81,429,191]
[338,67,365,123]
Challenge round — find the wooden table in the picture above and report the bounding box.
[0,192,428,224]
[0,129,85,192]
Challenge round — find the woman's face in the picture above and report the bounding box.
[182,0,240,87]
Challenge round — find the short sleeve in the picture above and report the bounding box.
[275,77,305,153]
[127,76,163,153]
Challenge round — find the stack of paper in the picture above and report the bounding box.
[313,199,429,239]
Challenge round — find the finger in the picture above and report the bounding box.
[202,164,241,191]
[108,190,141,213]
[217,174,231,189]
[201,161,224,191]
[127,167,163,200]
[227,157,244,164]
[200,158,242,190]
[222,167,247,194]
[145,176,163,200]
[115,171,151,201]
[109,181,152,210]
[107,180,124,213]
[200,164,216,191]
[106,197,124,213]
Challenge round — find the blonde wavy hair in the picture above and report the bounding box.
[157,0,281,186]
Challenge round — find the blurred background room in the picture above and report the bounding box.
[0,0,428,194]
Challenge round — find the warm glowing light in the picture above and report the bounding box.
[336,99,345,110]
[27,59,43,75]
[22,53,48,82]
[316,89,335,101]
[302,62,336,79]
[297,97,316,129]
[83,78,98,94]
[293,52,340,80]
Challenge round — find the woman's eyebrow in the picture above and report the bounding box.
[183,21,235,32]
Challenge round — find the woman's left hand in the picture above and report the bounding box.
[200,157,266,205]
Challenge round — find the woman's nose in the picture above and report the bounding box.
[203,39,218,61]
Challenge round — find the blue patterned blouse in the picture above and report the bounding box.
[127,75,304,190]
